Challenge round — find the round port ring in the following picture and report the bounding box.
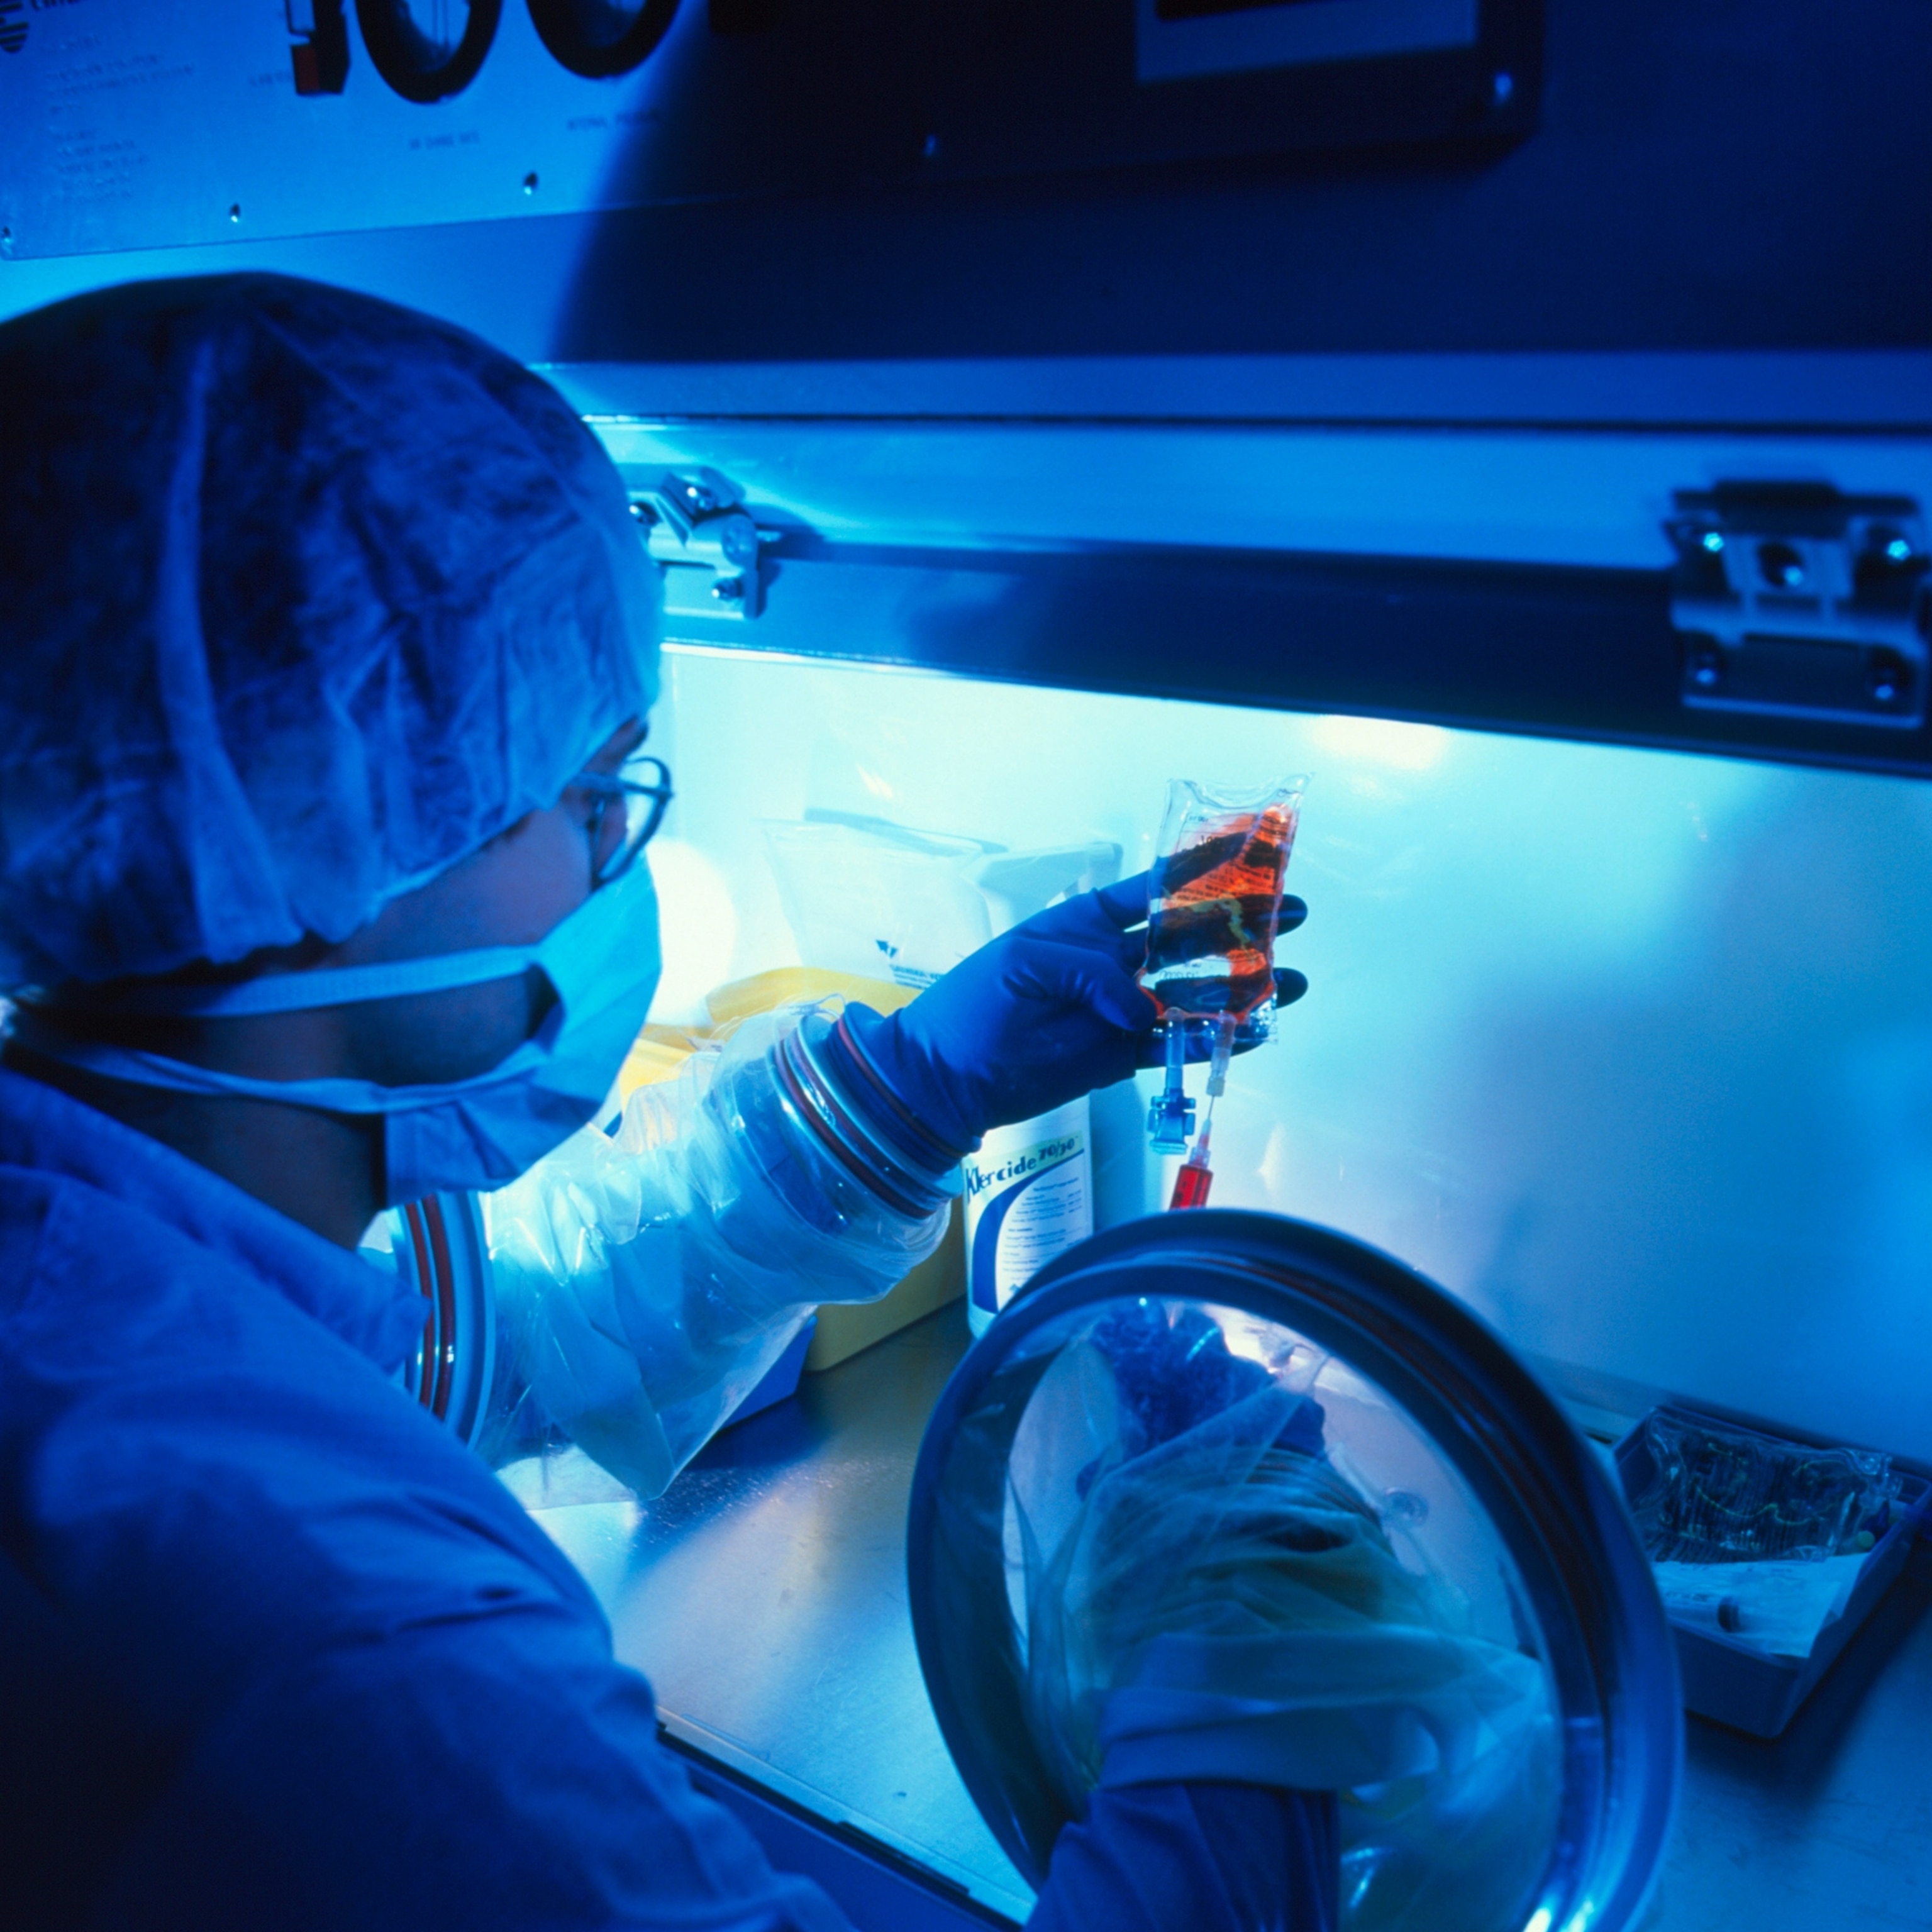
[358,0,502,103]
[527,0,679,78]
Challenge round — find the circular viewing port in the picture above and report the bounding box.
[908,1210,1683,1932]
[358,0,502,103]
[527,0,679,79]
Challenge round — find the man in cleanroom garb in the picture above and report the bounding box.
[0,275,1330,1931]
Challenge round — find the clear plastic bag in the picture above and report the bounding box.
[477,1007,950,1501]
[763,814,1120,989]
[1143,777,1305,1029]
[1626,1409,1901,1563]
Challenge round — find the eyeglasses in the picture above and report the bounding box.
[572,754,674,887]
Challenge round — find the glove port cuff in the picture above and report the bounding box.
[774,1011,962,1221]
[828,1009,981,1170]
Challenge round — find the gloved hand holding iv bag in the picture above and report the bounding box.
[836,873,1308,1157]
[479,879,1306,1502]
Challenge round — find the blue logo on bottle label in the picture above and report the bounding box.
[968,1146,1082,1314]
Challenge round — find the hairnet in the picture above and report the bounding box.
[0,273,659,991]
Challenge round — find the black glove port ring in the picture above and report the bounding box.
[906,1209,1682,1932]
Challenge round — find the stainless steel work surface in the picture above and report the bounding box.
[534,1304,1932,1932]
[535,1304,1035,1924]
[1660,1538,1932,1931]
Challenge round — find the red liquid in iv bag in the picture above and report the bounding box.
[1144,796,1299,1023]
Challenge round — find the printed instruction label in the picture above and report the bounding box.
[963,1099,1092,1319]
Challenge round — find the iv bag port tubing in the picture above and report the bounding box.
[667,535,1932,782]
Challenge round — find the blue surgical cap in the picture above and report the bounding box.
[0,273,659,990]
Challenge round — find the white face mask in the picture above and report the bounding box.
[11,860,663,1205]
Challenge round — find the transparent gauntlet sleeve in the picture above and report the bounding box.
[475,1007,952,1499]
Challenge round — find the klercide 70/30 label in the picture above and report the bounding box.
[962,1096,1092,1336]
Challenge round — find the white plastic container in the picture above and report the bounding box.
[963,1096,1093,1337]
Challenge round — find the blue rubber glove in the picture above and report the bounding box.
[837,873,1307,1157]
[1028,1783,1340,1932]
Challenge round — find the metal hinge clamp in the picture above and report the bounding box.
[632,470,765,621]
[1667,484,1930,730]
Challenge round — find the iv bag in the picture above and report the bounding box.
[1143,776,1305,1026]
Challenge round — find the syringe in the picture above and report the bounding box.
[1167,1016,1235,1210]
